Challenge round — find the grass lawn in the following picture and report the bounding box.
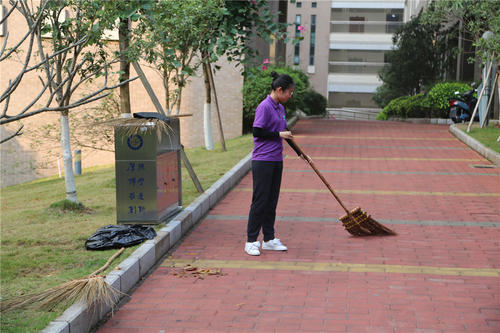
[0,134,253,332]
[455,123,500,154]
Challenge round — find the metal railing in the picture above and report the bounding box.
[330,21,403,34]
[328,108,380,120]
[328,61,386,74]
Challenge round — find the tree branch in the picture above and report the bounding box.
[0,31,10,59]
[0,76,138,125]
[0,0,48,61]
[0,124,24,144]
[1,84,11,118]
[1,0,18,25]
[24,36,88,73]
[0,30,36,103]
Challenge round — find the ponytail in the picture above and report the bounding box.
[270,71,294,91]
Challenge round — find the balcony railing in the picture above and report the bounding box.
[328,61,386,74]
[330,21,403,34]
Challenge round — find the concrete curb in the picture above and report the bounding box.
[449,124,500,166]
[41,117,298,333]
[388,117,453,125]
[41,153,252,333]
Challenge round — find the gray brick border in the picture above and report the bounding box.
[388,117,453,125]
[449,123,500,166]
[41,115,299,333]
[40,153,252,333]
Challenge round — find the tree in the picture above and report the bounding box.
[1,0,55,142]
[36,0,123,203]
[421,0,500,64]
[25,92,121,154]
[101,0,155,117]
[0,0,127,128]
[136,0,292,151]
[135,0,222,117]
[373,12,452,107]
[1,0,134,203]
[198,0,291,150]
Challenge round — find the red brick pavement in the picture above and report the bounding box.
[98,119,500,332]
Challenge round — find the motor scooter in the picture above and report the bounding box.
[449,89,478,123]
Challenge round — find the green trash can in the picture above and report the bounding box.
[114,116,181,224]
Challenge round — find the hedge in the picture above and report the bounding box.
[377,81,473,120]
[427,82,473,111]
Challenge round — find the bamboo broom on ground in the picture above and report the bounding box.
[1,248,125,313]
[287,139,396,236]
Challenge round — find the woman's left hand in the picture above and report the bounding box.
[279,131,293,139]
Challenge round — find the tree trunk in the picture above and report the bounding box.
[175,87,182,115]
[60,111,78,203]
[162,70,171,115]
[456,19,463,81]
[202,62,214,150]
[119,17,131,118]
[206,61,226,151]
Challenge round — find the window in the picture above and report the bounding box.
[349,16,364,33]
[294,14,301,65]
[296,2,302,8]
[386,11,402,33]
[309,15,316,66]
[312,2,317,8]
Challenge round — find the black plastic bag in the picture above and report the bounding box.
[85,224,157,250]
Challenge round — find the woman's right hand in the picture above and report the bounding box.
[279,131,293,139]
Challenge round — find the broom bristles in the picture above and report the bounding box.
[2,248,126,314]
[1,276,121,313]
[339,207,396,236]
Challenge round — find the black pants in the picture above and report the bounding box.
[247,160,283,242]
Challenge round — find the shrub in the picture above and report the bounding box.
[376,109,390,120]
[406,93,432,118]
[301,90,327,116]
[428,82,473,112]
[242,65,310,131]
[379,93,432,119]
[381,95,409,119]
[378,81,477,120]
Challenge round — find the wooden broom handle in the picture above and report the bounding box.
[289,139,351,215]
[89,247,125,277]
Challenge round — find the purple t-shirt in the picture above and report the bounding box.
[252,95,287,161]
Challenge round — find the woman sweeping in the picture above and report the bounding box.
[245,71,297,256]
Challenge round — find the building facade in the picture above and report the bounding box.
[286,0,428,109]
[0,3,243,187]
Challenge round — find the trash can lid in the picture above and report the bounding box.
[133,112,170,124]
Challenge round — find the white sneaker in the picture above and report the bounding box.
[262,238,287,251]
[245,241,261,256]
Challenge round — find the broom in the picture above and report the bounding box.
[287,139,396,236]
[1,247,125,313]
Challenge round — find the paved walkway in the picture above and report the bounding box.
[98,119,500,333]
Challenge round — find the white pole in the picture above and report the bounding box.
[203,103,214,150]
[467,57,494,133]
[480,71,499,128]
[60,112,78,203]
